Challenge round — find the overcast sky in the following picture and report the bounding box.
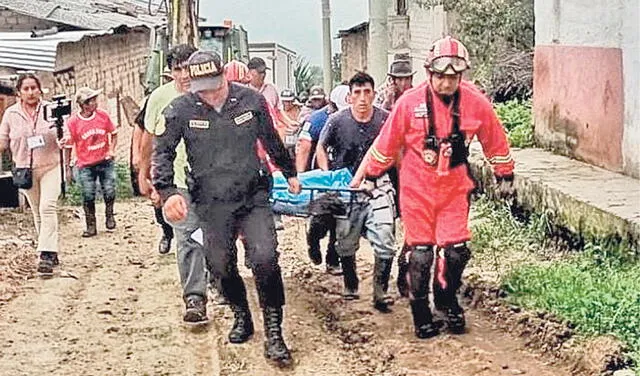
[200,0,368,65]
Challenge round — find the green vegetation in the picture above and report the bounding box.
[471,196,640,369]
[64,161,134,206]
[419,0,534,100]
[494,99,535,148]
[505,255,640,368]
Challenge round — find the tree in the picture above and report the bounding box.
[294,57,323,94]
[416,0,534,100]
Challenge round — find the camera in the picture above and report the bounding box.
[44,94,72,122]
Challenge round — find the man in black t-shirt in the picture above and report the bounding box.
[316,72,397,313]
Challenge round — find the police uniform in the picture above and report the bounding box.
[152,51,295,367]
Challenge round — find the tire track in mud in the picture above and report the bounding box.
[211,217,578,376]
[0,202,583,375]
[0,202,220,375]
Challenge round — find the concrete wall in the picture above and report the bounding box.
[340,28,369,82]
[534,0,640,178]
[403,3,450,83]
[54,28,151,161]
[0,7,62,32]
[248,45,297,93]
[621,0,640,178]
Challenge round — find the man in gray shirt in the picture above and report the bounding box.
[316,72,397,313]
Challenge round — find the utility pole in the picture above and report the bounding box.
[170,0,199,47]
[321,0,333,93]
[368,0,389,86]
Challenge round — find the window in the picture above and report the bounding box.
[397,0,407,16]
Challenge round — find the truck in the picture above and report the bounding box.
[143,21,249,94]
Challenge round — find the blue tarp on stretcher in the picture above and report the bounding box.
[270,168,354,216]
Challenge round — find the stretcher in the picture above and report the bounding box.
[270,168,364,217]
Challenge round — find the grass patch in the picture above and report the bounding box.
[64,161,134,206]
[494,99,535,148]
[504,253,640,368]
[470,196,640,369]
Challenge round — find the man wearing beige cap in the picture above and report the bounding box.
[65,87,118,237]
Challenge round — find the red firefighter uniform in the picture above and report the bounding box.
[367,80,514,247]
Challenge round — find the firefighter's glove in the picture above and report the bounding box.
[359,179,376,195]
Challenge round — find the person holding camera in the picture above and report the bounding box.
[0,74,66,276]
[64,87,118,237]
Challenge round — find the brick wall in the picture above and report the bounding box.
[55,28,151,162]
[340,29,369,82]
[0,7,61,32]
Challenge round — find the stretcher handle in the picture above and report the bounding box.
[271,185,364,193]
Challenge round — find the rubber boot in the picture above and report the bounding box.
[228,303,254,344]
[434,245,471,334]
[341,256,359,300]
[82,201,97,238]
[410,299,439,339]
[373,258,394,313]
[325,241,342,275]
[105,198,116,230]
[263,306,292,368]
[397,245,410,298]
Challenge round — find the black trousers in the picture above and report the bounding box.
[197,192,285,308]
[308,214,339,266]
[154,206,174,239]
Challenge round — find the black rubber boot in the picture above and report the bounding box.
[341,256,359,300]
[397,245,410,298]
[263,306,292,368]
[410,299,439,339]
[82,201,97,238]
[434,245,471,334]
[105,198,116,230]
[228,304,254,344]
[373,258,394,313]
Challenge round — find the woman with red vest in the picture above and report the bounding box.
[364,37,515,338]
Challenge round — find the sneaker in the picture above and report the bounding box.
[37,252,56,276]
[325,263,343,276]
[183,296,209,325]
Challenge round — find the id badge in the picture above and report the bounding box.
[26,135,45,150]
[285,134,297,146]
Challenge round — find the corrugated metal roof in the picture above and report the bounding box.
[0,0,165,30]
[0,30,112,71]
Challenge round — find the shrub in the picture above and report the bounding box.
[494,99,534,148]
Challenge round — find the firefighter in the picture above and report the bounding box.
[362,36,515,338]
[153,51,300,367]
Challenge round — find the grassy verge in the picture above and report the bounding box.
[64,161,134,206]
[470,196,640,369]
[494,99,535,148]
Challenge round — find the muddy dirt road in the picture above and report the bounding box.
[0,201,575,375]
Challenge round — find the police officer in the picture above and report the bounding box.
[152,51,301,367]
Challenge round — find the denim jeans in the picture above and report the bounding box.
[77,159,116,203]
[164,189,208,301]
